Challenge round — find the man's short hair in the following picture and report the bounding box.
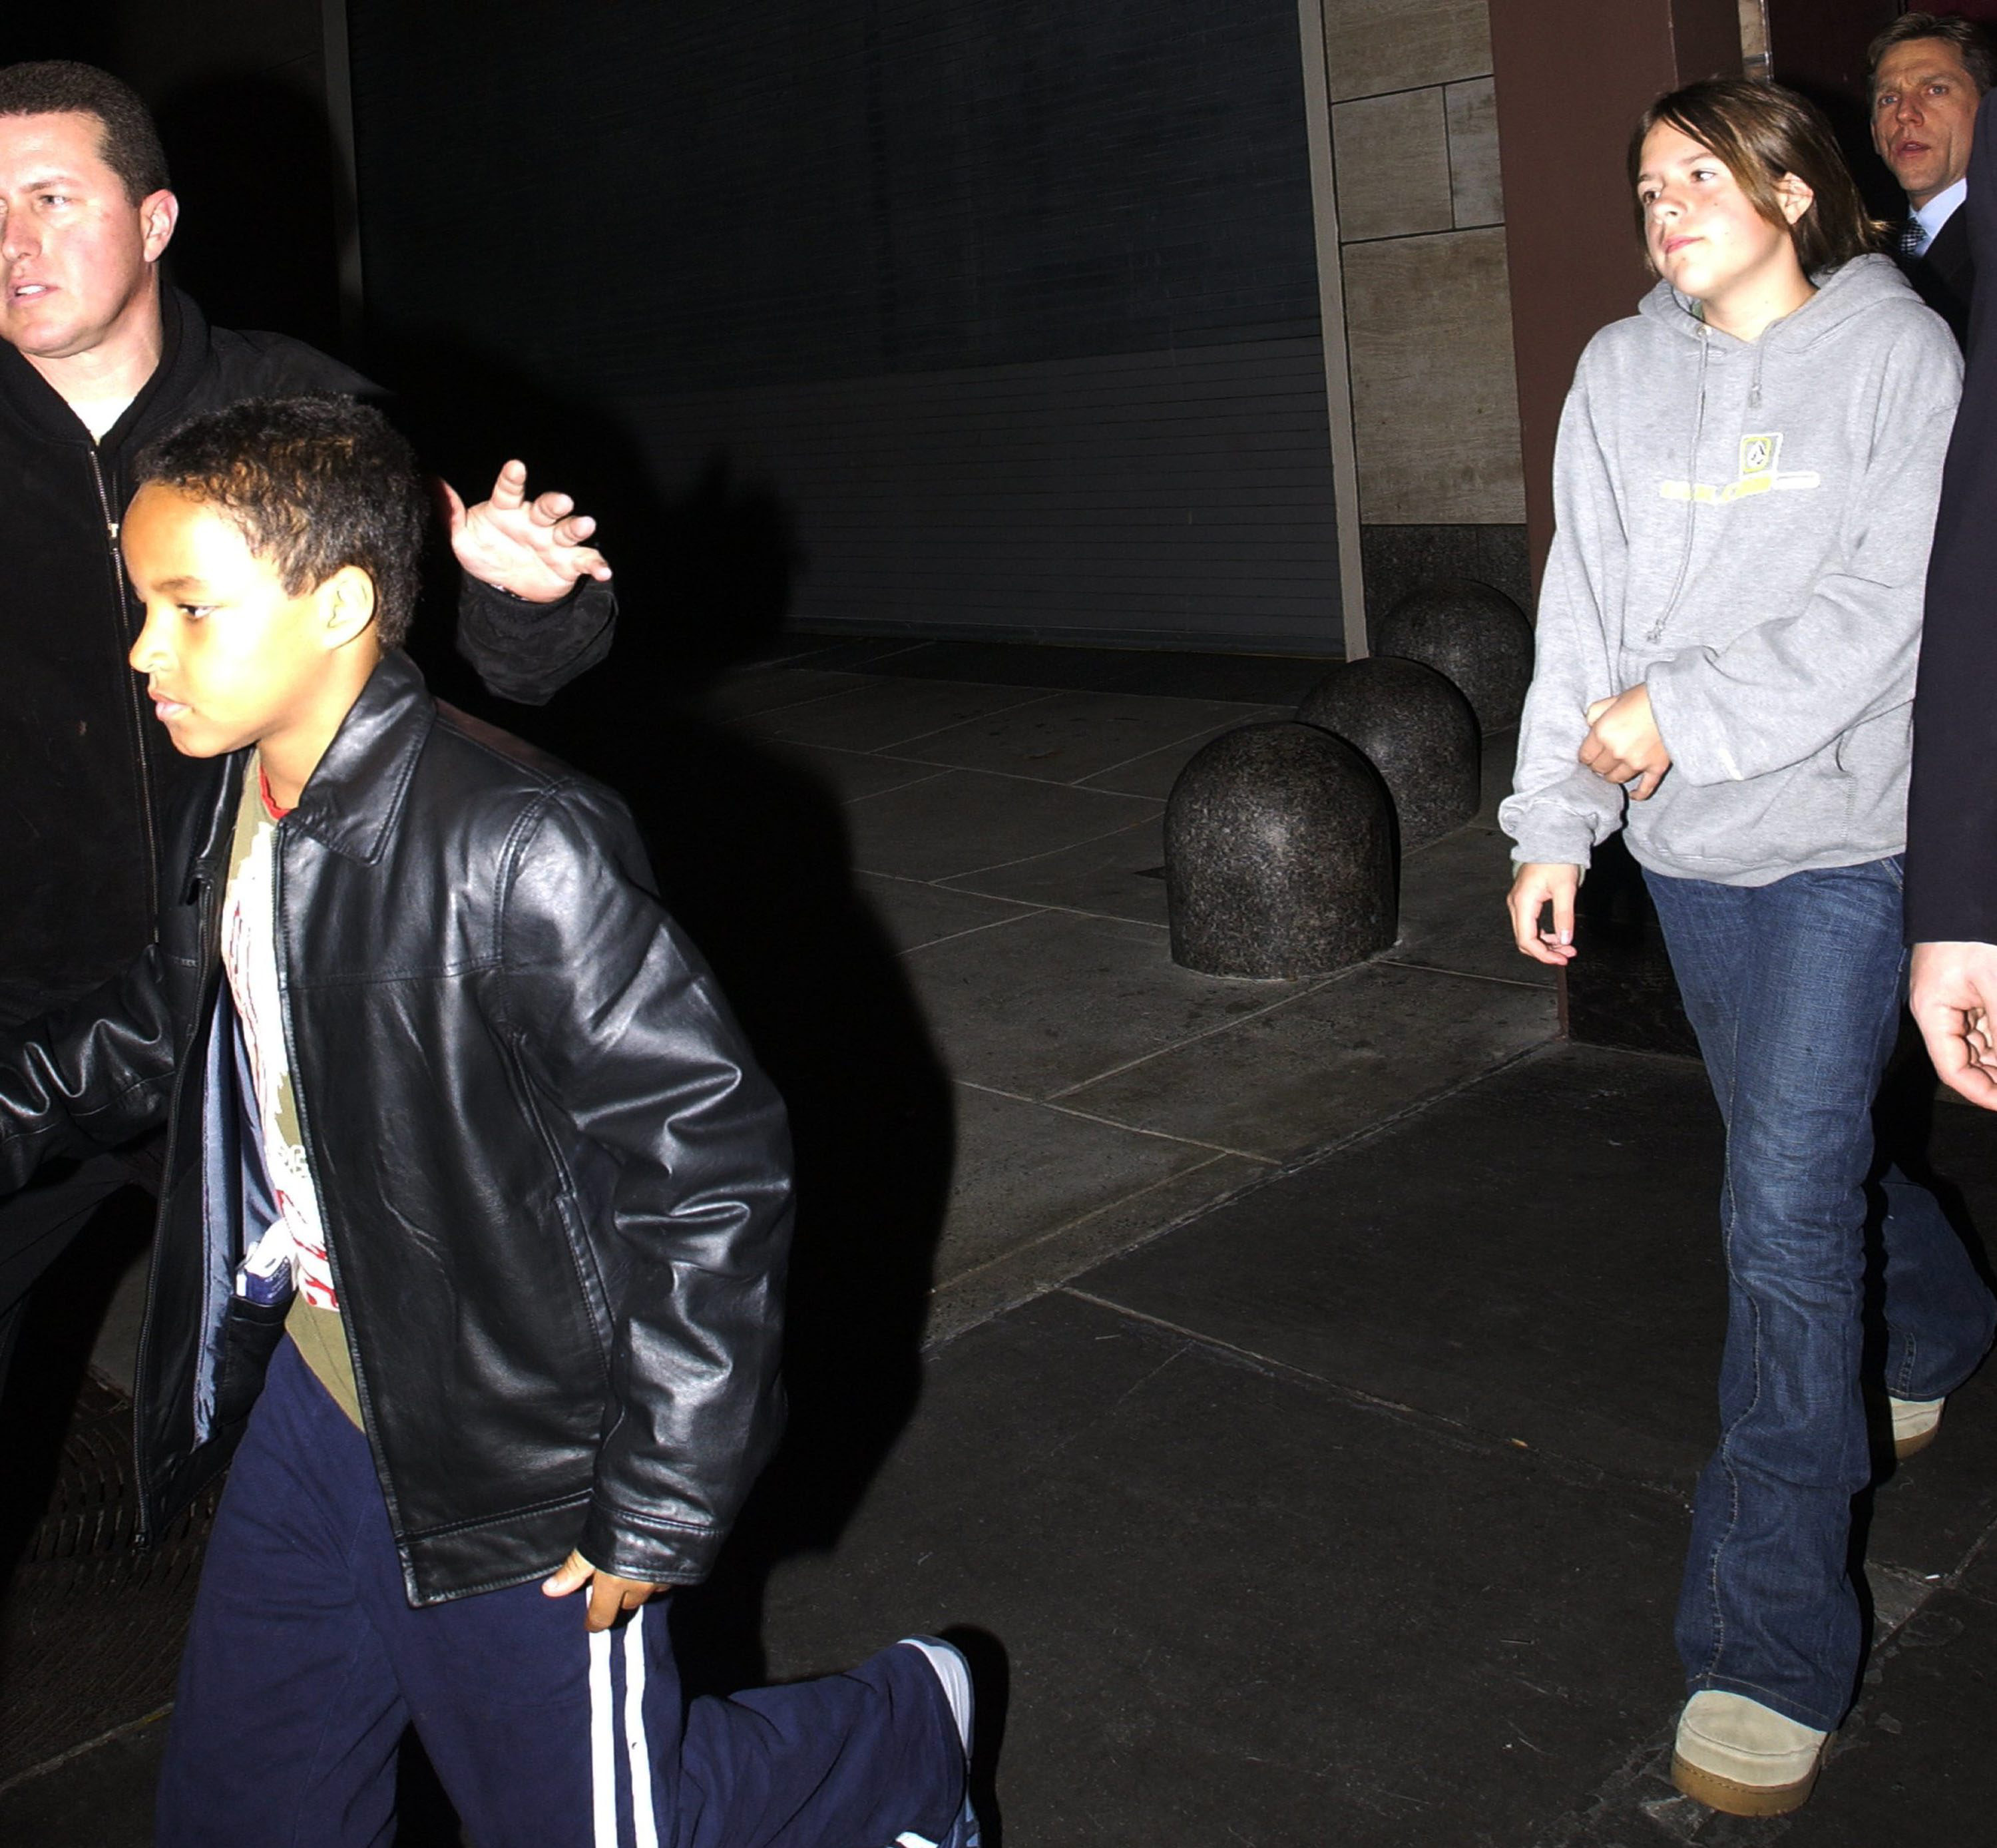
[137,397,428,650]
[1868,13,1997,97]
[0,61,170,203]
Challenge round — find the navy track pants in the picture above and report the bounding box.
[156,1339,963,1847]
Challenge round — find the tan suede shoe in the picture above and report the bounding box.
[1890,1394,1945,1459]
[1671,1690,1829,1817]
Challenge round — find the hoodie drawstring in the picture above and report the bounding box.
[1650,328,1711,641]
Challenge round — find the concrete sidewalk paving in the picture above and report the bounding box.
[15,1040,1997,1844]
[7,641,1995,1843]
[72,639,1553,1397]
[708,642,1556,1341]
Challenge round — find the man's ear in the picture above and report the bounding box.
[140,188,178,264]
[319,565,379,650]
[1773,170,1816,228]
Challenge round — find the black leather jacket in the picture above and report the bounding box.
[0,287,617,1030]
[0,654,791,1604]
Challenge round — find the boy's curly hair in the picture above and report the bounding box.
[136,395,427,648]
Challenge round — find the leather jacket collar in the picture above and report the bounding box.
[286,650,436,865]
[182,650,436,885]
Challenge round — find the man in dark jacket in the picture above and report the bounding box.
[0,61,618,1385]
[1910,86,1997,1106]
[0,395,977,1848]
[1871,13,1991,346]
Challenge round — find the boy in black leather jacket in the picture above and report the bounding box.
[0,395,978,1848]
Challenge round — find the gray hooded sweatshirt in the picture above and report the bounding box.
[1500,254,1960,885]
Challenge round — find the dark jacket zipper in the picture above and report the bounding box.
[130,861,227,1546]
[88,445,160,919]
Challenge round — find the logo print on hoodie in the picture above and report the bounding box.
[1660,433,1823,505]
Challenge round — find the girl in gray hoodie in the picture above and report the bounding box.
[1500,79,1992,1818]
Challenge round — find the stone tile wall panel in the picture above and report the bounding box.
[1344,228,1527,525]
[1333,88,1454,242]
[1321,0,1495,100]
[1446,76,1505,228]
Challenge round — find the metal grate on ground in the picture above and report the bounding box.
[0,1373,218,1789]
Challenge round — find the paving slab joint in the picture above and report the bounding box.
[925,1038,1564,1358]
[0,1707,172,1801]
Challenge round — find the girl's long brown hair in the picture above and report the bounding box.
[1631,77,1886,275]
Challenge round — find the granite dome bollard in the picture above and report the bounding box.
[1375,577,1534,731]
[1296,656,1479,850]
[1166,722,1395,979]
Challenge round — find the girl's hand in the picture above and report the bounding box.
[1508,863,1582,965]
[1580,686,1671,799]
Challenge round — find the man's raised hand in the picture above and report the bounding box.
[445,460,612,604]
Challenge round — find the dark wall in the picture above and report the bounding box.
[1765,0,1904,104]
[1490,0,1742,587]
[346,0,1344,653]
[1764,0,1904,216]
[0,16,116,66]
[2,1,345,355]
[350,0,1321,394]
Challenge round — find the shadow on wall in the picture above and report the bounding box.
[0,45,958,1813]
[370,328,806,698]
[45,41,953,1706]
[145,64,809,688]
[0,13,117,67]
[369,333,957,1694]
[575,690,958,1696]
[154,71,346,357]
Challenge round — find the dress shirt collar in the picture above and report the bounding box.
[1914,176,1969,253]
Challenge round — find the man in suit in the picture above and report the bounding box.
[1907,82,1997,1104]
[1871,12,1992,346]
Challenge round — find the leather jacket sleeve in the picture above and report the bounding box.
[455,571,618,706]
[0,945,180,1192]
[498,784,792,1585]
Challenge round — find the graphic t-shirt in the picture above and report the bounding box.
[222,756,361,1426]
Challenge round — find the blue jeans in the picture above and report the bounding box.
[1646,857,1994,1732]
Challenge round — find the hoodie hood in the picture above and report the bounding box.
[1500,254,1960,886]
[1636,254,1920,410]
[1636,252,1918,347]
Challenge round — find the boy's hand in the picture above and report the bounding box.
[541,1549,668,1632]
[445,460,614,604]
[1508,862,1582,966]
[1910,941,1997,1110]
[1580,686,1671,800]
